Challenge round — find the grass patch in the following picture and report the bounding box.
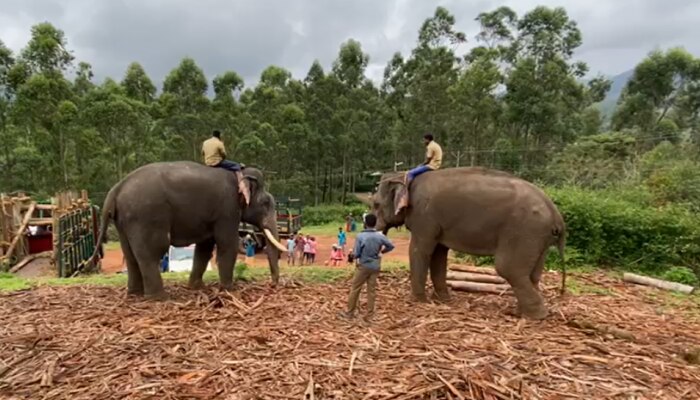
[0,262,409,293]
[0,272,31,292]
[298,223,410,239]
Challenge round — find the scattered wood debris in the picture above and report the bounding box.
[0,271,699,399]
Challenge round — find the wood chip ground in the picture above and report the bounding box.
[1,271,699,399]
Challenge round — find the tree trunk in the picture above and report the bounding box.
[328,165,334,203]
[314,158,320,206]
[341,154,347,205]
[59,129,68,187]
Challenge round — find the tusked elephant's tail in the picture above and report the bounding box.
[88,184,120,269]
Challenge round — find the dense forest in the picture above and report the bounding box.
[1,5,699,208]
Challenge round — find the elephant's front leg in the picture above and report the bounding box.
[189,238,215,289]
[429,244,450,303]
[409,237,435,302]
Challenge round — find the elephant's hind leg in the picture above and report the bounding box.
[530,249,548,291]
[429,244,450,303]
[118,230,143,296]
[495,245,548,320]
[127,227,169,300]
[189,238,215,289]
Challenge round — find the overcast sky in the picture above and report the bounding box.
[2,0,699,89]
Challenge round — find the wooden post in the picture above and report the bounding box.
[53,194,61,277]
[1,202,36,265]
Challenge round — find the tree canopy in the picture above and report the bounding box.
[1,6,699,206]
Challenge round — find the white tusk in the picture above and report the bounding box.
[263,229,287,252]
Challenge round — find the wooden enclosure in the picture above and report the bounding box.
[0,191,100,277]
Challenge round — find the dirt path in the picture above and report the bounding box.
[100,233,410,273]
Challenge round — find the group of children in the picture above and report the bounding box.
[285,234,318,265]
[285,226,351,266]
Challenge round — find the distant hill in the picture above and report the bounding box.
[598,69,635,118]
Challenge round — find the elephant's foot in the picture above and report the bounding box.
[431,291,451,304]
[189,279,205,290]
[220,282,237,292]
[518,302,549,320]
[127,287,144,297]
[144,290,168,301]
[410,293,429,303]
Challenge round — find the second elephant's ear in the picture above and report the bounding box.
[238,178,256,208]
[392,185,405,212]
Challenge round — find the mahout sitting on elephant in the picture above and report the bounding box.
[396,133,443,213]
[202,130,250,205]
[366,166,566,320]
[90,162,287,299]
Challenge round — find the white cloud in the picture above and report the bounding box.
[1,0,698,88]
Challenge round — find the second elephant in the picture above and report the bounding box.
[368,167,566,320]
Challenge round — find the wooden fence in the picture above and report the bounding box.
[0,191,100,277]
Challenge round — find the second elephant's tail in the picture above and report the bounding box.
[88,183,120,270]
[553,224,567,295]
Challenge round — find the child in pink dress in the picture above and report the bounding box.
[328,244,344,266]
[308,237,318,264]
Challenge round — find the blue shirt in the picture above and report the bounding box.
[338,231,347,245]
[352,229,395,270]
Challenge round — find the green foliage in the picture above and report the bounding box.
[546,131,637,188]
[302,204,368,226]
[546,187,700,275]
[661,267,699,286]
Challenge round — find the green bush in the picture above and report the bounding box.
[546,187,700,275]
[302,204,368,226]
[661,267,699,286]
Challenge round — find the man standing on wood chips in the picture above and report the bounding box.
[338,213,394,322]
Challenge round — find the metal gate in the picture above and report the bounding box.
[56,205,99,277]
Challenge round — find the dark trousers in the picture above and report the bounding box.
[346,265,379,316]
[215,160,241,172]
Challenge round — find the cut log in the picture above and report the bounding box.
[447,280,511,294]
[448,264,499,276]
[1,202,36,264]
[446,271,506,284]
[623,272,695,294]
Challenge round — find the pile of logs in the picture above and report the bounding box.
[446,264,511,294]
